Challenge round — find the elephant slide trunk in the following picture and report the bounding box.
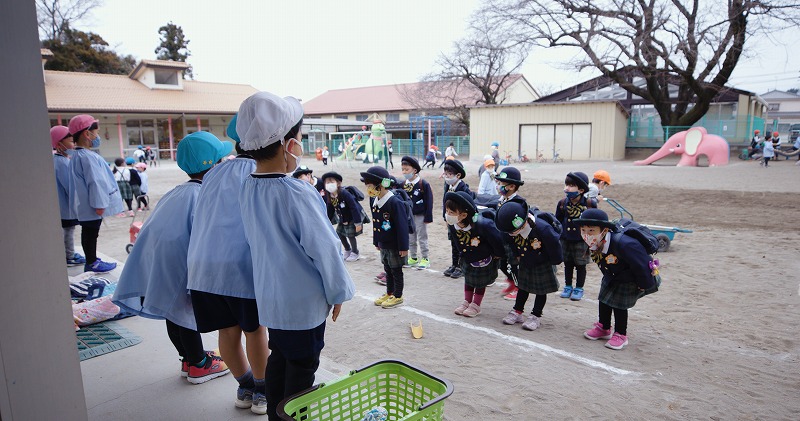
[634,145,673,166]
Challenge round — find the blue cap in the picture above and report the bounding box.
[177,132,234,175]
[226,114,240,143]
[125,157,135,165]
[137,145,143,149]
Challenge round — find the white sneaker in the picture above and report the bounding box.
[342,250,351,261]
[345,253,360,262]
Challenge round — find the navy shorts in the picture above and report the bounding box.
[190,290,260,333]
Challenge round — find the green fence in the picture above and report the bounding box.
[627,115,768,147]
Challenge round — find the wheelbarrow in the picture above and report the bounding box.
[603,198,693,252]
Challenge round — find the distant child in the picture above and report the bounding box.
[496,198,563,330]
[442,159,472,279]
[586,170,612,201]
[446,192,504,318]
[494,167,526,300]
[441,142,458,167]
[126,157,142,209]
[360,166,409,308]
[113,157,135,217]
[423,147,437,169]
[146,146,157,166]
[68,114,124,273]
[113,131,232,384]
[762,139,774,167]
[322,171,363,262]
[293,165,324,194]
[236,91,355,419]
[401,156,433,270]
[133,145,146,163]
[575,209,660,350]
[134,162,149,211]
[478,159,498,195]
[51,125,85,266]
[555,172,597,301]
[387,140,394,169]
[322,146,329,165]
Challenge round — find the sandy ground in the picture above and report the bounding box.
[87,154,800,420]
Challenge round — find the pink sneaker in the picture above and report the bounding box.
[454,300,470,315]
[462,303,481,318]
[503,290,518,301]
[502,310,525,325]
[127,210,135,217]
[584,322,613,340]
[605,332,628,350]
[522,315,541,331]
[501,279,517,295]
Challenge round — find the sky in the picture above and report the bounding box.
[82,0,800,102]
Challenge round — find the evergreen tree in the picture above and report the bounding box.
[43,24,135,74]
[154,22,192,79]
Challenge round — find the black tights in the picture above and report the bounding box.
[124,198,133,211]
[136,195,148,209]
[79,219,102,265]
[165,319,205,364]
[564,263,587,288]
[338,234,358,254]
[599,302,628,335]
[385,265,404,298]
[513,290,547,317]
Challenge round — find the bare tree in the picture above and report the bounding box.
[481,0,800,128]
[37,0,103,41]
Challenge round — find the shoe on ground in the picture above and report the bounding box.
[605,332,629,350]
[374,293,392,306]
[375,272,386,281]
[560,285,573,298]
[462,302,481,317]
[454,300,470,315]
[67,252,86,266]
[570,287,584,301]
[250,391,267,414]
[342,250,351,261]
[115,212,127,218]
[127,210,135,217]
[182,349,219,377]
[345,252,360,262]
[584,322,613,340]
[443,266,455,277]
[522,314,541,331]
[187,355,230,384]
[486,280,496,287]
[376,277,387,286]
[417,258,430,269]
[503,290,518,301]
[449,267,463,278]
[84,258,117,274]
[405,257,419,267]
[502,310,525,325]
[501,279,516,294]
[235,387,254,409]
[381,296,404,309]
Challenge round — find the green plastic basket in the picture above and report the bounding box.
[278,360,454,421]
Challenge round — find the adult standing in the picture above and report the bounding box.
[440,142,458,168]
[490,142,500,168]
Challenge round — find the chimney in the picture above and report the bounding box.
[41,48,54,84]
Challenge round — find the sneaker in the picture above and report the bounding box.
[84,258,117,274]
[66,252,86,266]
[235,387,254,409]
[570,287,585,301]
[115,212,127,218]
[522,315,541,331]
[584,322,613,340]
[374,293,392,306]
[345,252,360,262]
[127,210,135,217]
[462,303,481,317]
[374,272,386,281]
[560,285,573,298]
[503,290,518,301]
[449,267,463,278]
[187,355,230,384]
[454,300,470,315]
[405,257,419,267]
[250,392,267,415]
[381,296,404,309]
[342,250,351,261]
[501,279,516,294]
[443,266,455,277]
[376,277,387,286]
[182,350,219,377]
[417,258,430,269]
[605,332,629,350]
[502,310,525,325]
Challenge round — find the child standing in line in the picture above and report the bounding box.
[361,166,410,309]
[401,156,433,270]
[496,199,563,330]
[322,146,329,165]
[113,157,135,217]
[446,192,505,318]
[113,131,232,384]
[126,157,142,210]
[762,139,774,167]
[68,114,124,273]
[575,209,660,350]
[495,167,526,300]
[322,171,363,262]
[478,159,498,195]
[134,162,149,211]
[236,91,355,419]
[187,117,270,414]
[555,172,597,301]
[585,170,612,201]
[442,159,472,279]
[51,125,85,266]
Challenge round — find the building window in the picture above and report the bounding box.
[127,119,156,146]
[386,113,400,122]
[767,103,780,112]
[185,119,210,135]
[355,114,368,121]
[154,69,179,85]
[409,112,423,119]
[335,115,349,120]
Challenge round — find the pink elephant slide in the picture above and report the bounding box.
[634,127,730,167]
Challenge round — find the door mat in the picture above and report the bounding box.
[77,320,142,361]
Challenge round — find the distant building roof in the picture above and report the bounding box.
[41,48,54,58]
[129,59,191,80]
[761,90,800,100]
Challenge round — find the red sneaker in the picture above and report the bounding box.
[187,354,229,384]
[182,349,219,377]
[503,290,518,301]
[501,279,517,295]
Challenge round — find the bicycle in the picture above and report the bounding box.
[552,149,564,163]
[536,149,547,163]
[504,151,516,164]
[519,152,531,163]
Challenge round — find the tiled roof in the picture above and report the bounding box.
[303,75,524,115]
[44,70,258,114]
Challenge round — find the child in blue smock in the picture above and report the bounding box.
[187,116,270,414]
[67,114,124,273]
[236,91,355,419]
[113,131,233,384]
[51,125,85,266]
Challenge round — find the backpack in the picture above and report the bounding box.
[344,185,365,201]
[392,188,416,234]
[531,207,562,235]
[616,218,660,255]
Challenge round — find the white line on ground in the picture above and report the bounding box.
[357,294,638,376]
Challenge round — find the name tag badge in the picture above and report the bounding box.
[340,202,345,208]
[413,191,419,196]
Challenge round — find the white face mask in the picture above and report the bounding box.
[325,183,338,193]
[444,176,458,186]
[284,138,303,173]
[581,230,606,250]
[444,213,460,226]
[511,221,532,239]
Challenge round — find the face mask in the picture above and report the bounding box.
[325,183,338,193]
[565,190,580,199]
[498,184,509,195]
[444,176,458,186]
[285,138,303,173]
[403,173,415,180]
[367,185,380,197]
[91,135,101,148]
[512,221,532,238]
[444,213,461,226]
[581,230,606,250]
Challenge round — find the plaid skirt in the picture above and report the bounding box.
[516,264,559,295]
[117,180,133,201]
[461,260,498,289]
[380,248,405,269]
[598,274,661,310]
[561,239,590,265]
[336,222,362,238]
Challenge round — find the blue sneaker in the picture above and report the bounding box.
[570,287,584,301]
[560,285,573,298]
[250,392,267,415]
[84,258,117,274]
[235,387,254,409]
[67,252,86,266]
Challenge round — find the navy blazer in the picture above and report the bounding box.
[453,217,505,264]
[326,188,361,225]
[404,179,434,223]
[593,233,655,290]
[555,196,597,241]
[370,195,410,251]
[504,215,564,267]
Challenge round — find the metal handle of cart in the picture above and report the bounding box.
[603,198,633,220]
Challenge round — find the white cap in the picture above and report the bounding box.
[237,91,303,151]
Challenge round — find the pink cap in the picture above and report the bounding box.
[50,126,70,148]
[68,114,98,135]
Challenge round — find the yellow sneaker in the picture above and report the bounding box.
[381,296,404,309]
[374,294,392,306]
